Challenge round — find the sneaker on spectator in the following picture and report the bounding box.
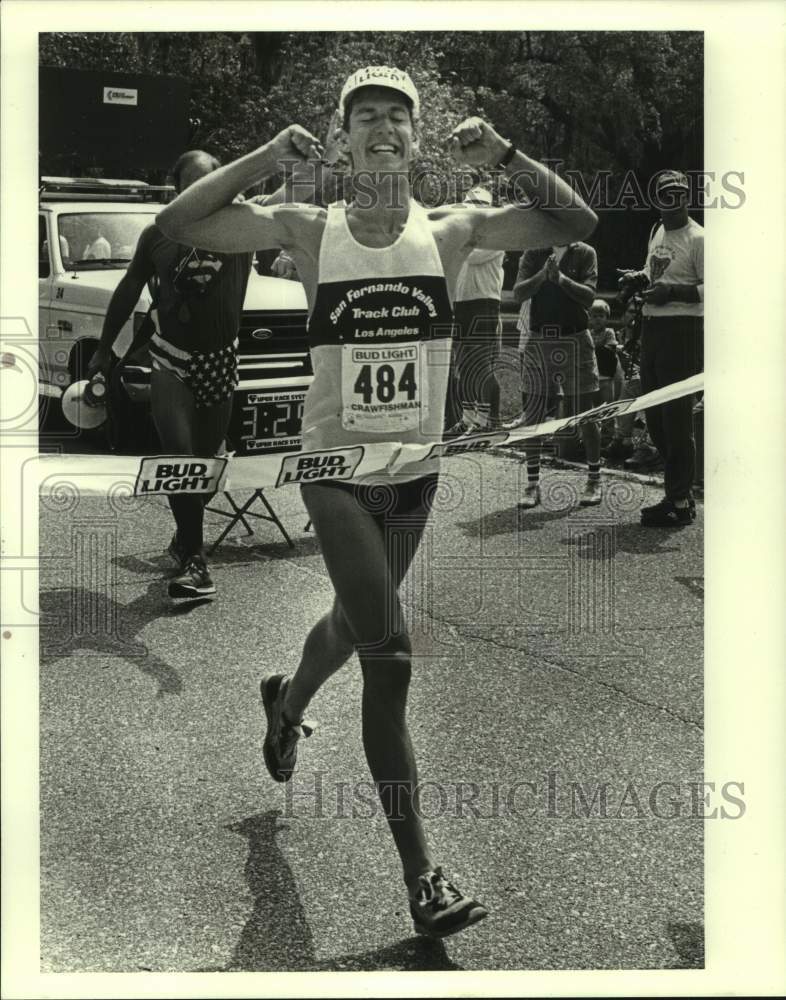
[503,412,527,431]
[517,484,541,510]
[443,418,476,440]
[579,480,603,506]
[168,554,216,600]
[640,498,692,527]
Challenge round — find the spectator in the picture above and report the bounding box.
[602,297,641,462]
[601,296,660,467]
[618,169,703,526]
[504,289,563,431]
[87,149,329,601]
[588,297,624,449]
[513,241,602,508]
[269,250,299,280]
[83,229,111,260]
[588,297,623,447]
[445,186,505,434]
[41,233,71,263]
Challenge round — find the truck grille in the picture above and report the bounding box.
[237,309,311,381]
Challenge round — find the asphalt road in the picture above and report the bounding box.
[38,447,704,973]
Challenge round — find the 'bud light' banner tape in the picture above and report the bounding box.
[134,457,229,496]
[34,373,703,496]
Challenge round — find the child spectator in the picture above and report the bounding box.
[588,299,624,406]
[602,295,660,468]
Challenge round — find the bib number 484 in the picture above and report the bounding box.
[353,361,418,405]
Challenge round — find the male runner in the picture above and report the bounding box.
[158,66,596,938]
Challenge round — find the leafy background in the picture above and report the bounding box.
[40,31,703,286]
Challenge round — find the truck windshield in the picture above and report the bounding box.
[57,212,156,271]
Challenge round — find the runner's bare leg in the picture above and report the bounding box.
[287,481,434,884]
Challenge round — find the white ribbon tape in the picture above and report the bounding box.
[35,373,703,496]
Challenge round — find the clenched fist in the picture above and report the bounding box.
[269,125,324,166]
[447,117,510,167]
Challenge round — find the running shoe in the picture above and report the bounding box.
[260,674,315,783]
[168,554,216,599]
[517,484,541,509]
[443,418,479,440]
[409,867,488,939]
[640,498,692,527]
[579,480,603,506]
[503,412,527,431]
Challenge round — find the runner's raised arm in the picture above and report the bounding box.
[447,116,598,251]
[156,125,324,253]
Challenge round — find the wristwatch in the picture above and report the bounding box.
[496,141,517,168]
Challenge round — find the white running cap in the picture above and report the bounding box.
[62,380,107,429]
[339,66,420,119]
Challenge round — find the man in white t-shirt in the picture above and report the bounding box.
[84,231,111,260]
[618,169,703,527]
[445,186,506,434]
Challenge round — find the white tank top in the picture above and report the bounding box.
[303,201,454,482]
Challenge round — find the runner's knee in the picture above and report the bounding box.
[361,651,412,705]
[328,602,356,647]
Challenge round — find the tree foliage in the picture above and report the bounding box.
[39,30,703,280]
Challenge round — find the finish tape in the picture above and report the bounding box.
[35,373,703,496]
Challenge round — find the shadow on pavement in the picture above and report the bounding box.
[224,810,315,971]
[220,810,461,972]
[667,921,705,968]
[113,535,322,576]
[607,522,687,555]
[456,504,570,540]
[316,935,462,972]
[560,522,683,557]
[674,575,704,599]
[207,534,323,565]
[40,583,183,697]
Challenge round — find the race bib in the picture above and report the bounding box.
[341,343,427,433]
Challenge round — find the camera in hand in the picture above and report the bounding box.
[617,270,650,305]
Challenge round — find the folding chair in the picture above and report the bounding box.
[206,489,294,554]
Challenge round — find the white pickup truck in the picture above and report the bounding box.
[38,177,312,453]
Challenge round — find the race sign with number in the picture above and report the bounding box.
[228,384,308,455]
[341,343,426,432]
